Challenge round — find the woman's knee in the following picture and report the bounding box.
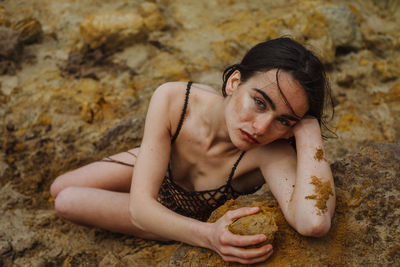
[50,172,73,198]
[53,186,79,218]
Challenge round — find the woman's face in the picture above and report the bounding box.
[224,69,309,150]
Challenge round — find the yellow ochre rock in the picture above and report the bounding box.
[79,11,145,51]
[228,208,277,246]
[0,7,10,27]
[11,18,43,44]
[138,2,166,32]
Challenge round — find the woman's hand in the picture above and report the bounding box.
[292,115,321,138]
[206,207,274,264]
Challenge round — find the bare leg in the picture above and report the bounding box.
[50,147,169,240]
[54,186,167,240]
[50,148,140,197]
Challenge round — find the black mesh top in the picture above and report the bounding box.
[157,81,261,221]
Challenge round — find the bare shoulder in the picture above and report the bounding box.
[153,81,219,110]
[153,81,217,100]
[152,81,187,100]
[150,81,219,135]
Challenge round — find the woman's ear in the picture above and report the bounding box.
[225,70,241,96]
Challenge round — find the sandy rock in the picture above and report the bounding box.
[306,35,335,64]
[144,51,189,81]
[0,75,18,95]
[169,195,278,266]
[138,3,167,31]
[228,210,277,246]
[301,8,335,64]
[169,143,400,266]
[95,116,145,151]
[373,59,400,82]
[11,17,43,44]
[79,11,145,51]
[99,252,125,267]
[10,226,37,253]
[123,243,180,267]
[0,27,22,61]
[0,26,21,74]
[113,44,150,70]
[0,240,11,255]
[0,7,10,27]
[13,257,46,267]
[317,4,362,49]
[1,0,400,266]
[143,11,166,32]
[138,2,159,16]
[363,29,398,56]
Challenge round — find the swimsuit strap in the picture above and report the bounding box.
[226,151,246,185]
[171,81,192,144]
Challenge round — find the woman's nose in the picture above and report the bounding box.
[252,114,274,135]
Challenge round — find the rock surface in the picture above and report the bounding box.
[0,0,399,266]
[169,143,400,266]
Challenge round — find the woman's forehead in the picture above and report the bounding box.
[248,69,309,116]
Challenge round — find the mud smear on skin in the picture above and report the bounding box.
[305,175,334,215]
[314,147,326,162]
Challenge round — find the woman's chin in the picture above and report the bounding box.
[232,137,258,151]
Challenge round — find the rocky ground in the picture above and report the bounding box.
[0,0,399,266]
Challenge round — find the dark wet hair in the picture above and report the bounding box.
[222,37,333,134]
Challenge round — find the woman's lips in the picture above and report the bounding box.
[240,129,259,144]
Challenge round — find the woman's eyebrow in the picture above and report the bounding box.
[253,88,276,110]
[280,114,300,122]
[254,88,301,121]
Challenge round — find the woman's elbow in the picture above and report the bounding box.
[128,201,141,227]
[296,217,332,237]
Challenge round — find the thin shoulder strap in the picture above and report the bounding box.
[227,151,246,184]
[171,81,192,144]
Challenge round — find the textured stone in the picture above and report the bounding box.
[99,252,125,267]
[80,11,145,51]
[169,195,278,266]
[0,7,10,27]
[317,4,362,49]
[228,210,277,246]
[169,143,400,266]
[138,2,166,32]
[1,0,399,266]
[11,17,43,44]
[0,240,11,255]
[0,27,22,61]
[95,116,145,151]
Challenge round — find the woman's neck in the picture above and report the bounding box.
[199,96,238,156]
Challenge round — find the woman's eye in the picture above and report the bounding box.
[254,97,266,109]
[278,118,291,127]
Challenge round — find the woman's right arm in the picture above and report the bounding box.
[129,83,272,264]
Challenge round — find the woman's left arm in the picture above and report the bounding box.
[259,117,335,237]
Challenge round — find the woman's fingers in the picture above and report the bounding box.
[220,230,267,247]
[220,245,274,264]
[220,243,272,259]
[210,206,274,264]
[224,206,260,223]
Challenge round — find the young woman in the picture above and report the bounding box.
[50,38,335,264]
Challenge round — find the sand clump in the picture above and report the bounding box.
[228,207,277,247]
[305,175,334,215]
[314,147,326,162]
